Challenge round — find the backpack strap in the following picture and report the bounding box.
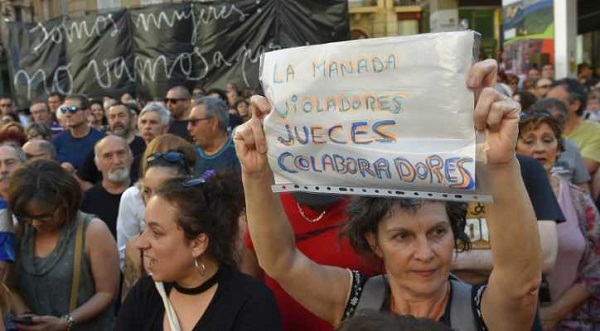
[449,278,477,331]
[356,274,478,331]
[355,275,387,313]
[69,212,92,312]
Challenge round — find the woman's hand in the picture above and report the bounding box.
[468,59,521,166]
[233,95,272,177]
[16,315,68,331]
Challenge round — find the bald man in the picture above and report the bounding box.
[80,136,133,238]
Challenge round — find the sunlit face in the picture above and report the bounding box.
[534,78,552,98]
[90,103,104,122]
[516,123,559,173]
[137,195,204,282]
[0,146,23,193]
[187,105,215,147]
[30,103,51,124]
[95,138,132,183]
[165,89,190,119]
[139,111,166,144]
[368,202,454,298]
[48,96,61,113]
[63,99,88,129]
[141,167,179,205]
[106,105,131,137]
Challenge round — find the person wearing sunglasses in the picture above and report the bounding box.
[116,174,281,330]
[516,111,600,330]
[51,94,105,171]
[187,96,240,176]
[165,86,192,141]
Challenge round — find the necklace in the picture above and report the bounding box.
[172,267,221,295]
[390,282,450,321]
[296,202,327,223]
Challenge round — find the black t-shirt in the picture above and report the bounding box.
[168,120,191,142]
[516,154,565,223]
[80,183,125,238]
[77,135,146,184]
[115,267,281,331]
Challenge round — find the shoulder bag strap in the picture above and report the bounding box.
[69,213,86,312]
[355,275,387,313]
[449,279,477,331]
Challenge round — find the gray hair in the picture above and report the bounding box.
[0,144,27,163]
[531,98,569,125]
[94,135,133,163]
[140,102,171,126]
[192,96,229,131]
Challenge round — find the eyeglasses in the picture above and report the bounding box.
[18,213,55,223]
[25,152,47,160]
[59,105,82,114]
[536,84,551,89]
[0,104,11,108]
[164,98,187,104]
[188,117,212,126]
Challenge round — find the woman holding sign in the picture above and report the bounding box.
[233,59,542,330]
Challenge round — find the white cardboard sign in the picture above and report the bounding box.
[260,31,481,199]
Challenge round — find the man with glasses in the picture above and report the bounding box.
[165,86,192,141]
[22,140,56,163]
[52,94,105,171]
[29,101,63,137]
[0,145,25,280]
[187,96,240,175]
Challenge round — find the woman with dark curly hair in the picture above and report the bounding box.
[115,173,281,330]
[234,60,542,330]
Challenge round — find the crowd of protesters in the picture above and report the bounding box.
[0,58,596,331]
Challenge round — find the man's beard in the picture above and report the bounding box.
[111,125,130,138]
[107,167,130,183]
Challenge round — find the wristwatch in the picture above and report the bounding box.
[61,314,76,331]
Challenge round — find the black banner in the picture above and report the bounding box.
[6,0,348,105]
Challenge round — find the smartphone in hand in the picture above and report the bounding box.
[12,315,35,325]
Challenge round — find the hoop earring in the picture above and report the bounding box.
[194,258,206,277]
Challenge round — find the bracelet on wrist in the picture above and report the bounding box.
[61,314,76,331]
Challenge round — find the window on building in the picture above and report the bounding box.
[140,0,163,5]
[97,0,121,12]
